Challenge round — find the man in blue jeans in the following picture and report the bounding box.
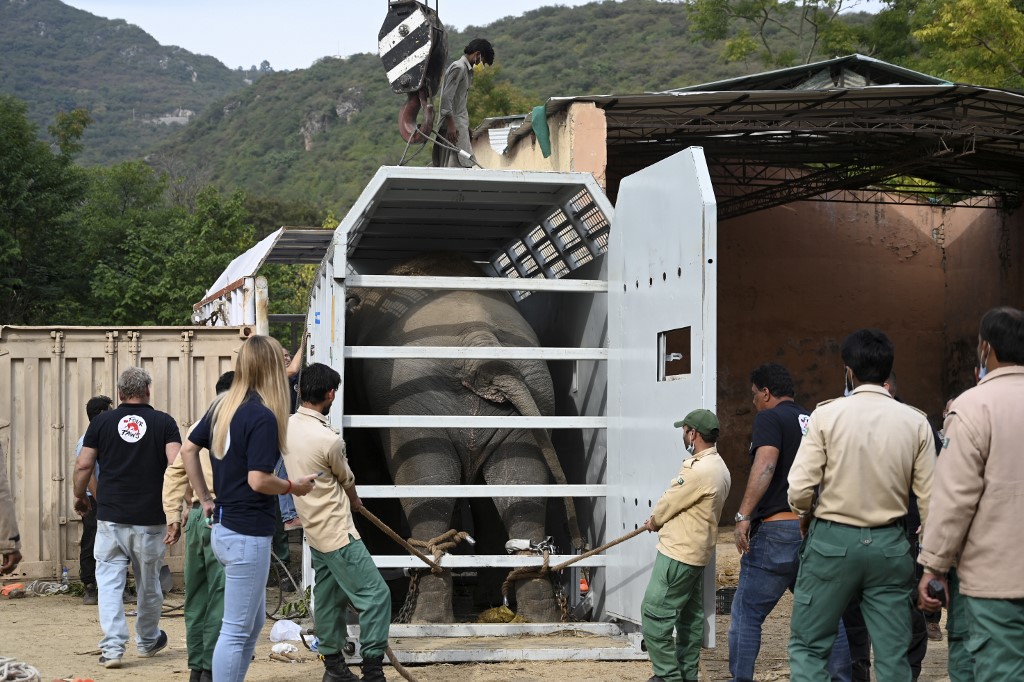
[73,367,182,669]
[729,363,851,682]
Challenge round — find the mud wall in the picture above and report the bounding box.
[716,200,1024,518]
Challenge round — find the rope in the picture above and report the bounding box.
[408,529,471,562]
[356,506,443,573]
[0,657,41,682]
[501,526,648,597]
[501,550,550,602]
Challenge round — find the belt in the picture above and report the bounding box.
[821,518,902,530]
[763,511,799,522]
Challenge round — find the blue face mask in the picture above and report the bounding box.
[978,350,989,381]
[843,371,854,397]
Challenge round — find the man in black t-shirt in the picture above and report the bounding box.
[74,367,181,670]
[727,363,851,682]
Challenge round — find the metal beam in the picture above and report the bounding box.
[344,275,608,292]
[343,415,606,428]
[359,484,608,498]
[345,346,608,360]
[370,554,608,568]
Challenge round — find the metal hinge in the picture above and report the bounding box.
[50,330,64,354]
[181,329,194,354]
[105,330,119,355]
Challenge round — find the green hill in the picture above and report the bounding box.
[0,0,250,165]
[2,0,882,207]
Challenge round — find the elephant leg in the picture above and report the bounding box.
[388,430,461,624]
[481,432,560,623]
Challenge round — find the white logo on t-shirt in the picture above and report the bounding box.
[118,415,148,443]
[798,414,811,436]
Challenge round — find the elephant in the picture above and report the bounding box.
[346,252,581,623]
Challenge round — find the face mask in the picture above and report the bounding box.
[843,370,854,397]
[978,348,989,381]
[685,429,696,454]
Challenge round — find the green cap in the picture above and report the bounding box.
[673,408,719,435]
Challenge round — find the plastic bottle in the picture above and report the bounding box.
[60,566,69,592]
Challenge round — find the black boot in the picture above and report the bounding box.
[361,655,387,682]
[199,671,213,682]
[322,653,360,682]
[188,671,201,682]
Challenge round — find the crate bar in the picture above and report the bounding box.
[359,484,607,498]
[374,648,647,663]
[344,275,608,293]
[385,622,630,637]
[369,554,608,568]
[343,415,606,428]
[345,346,607,360]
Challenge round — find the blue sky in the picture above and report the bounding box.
[63,1,604,71]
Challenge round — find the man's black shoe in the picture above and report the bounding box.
[322,653,360,681]
[361,655,387,682]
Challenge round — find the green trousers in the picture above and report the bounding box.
[640,551,704,682]
[183,505,225,672]
[946,568,974,682]
[963,593,1024,681]
[789,520,914,682]
[311,536,391,659]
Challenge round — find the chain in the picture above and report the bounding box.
[393,570,420,624]
[553,576,571,623]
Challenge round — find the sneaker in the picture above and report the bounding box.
[138,630,168,658]
[82,584,98,605]
[927,621,943,641]
[99,655,122,669]
[283,518,303,531]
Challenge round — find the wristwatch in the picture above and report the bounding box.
[735,512,752,523]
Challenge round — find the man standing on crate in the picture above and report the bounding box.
[284,363,391,682]
[787,329,935,682]
[641,409,731,682]
[728,363,852,682]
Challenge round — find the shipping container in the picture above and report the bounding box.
[0,325,252,579]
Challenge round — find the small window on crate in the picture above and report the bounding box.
[658,327,691,381]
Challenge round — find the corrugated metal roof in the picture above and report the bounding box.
[501,55,1024,214]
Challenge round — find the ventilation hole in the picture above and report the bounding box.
[623,284,627,292]
[662,272,666,281]
[635,280,639,289]
[677,267,682,277]
[634,498,638,506]
[708,258,714,264]
[648,277,653,287]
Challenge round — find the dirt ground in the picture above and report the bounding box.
[0,533,953,681]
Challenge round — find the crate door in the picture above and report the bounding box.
[606,148,718,643]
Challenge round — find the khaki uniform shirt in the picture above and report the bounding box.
[652,446,731,567]
[162,422,216,525]
[788,384,935,527]
[0,442,20,553]
[919,366,1024,598]
[284,407,358,554]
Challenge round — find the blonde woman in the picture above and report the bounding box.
[180,335,316,682]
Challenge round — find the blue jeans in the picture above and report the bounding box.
[728,519,852,681]
[94,520,166,659]
[275,458,298,522]
[211,524,271,682]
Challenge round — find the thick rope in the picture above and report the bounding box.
[408,529,471,562]
[501,526,648,597]
[0,657,41,682]
[356,506,443,574]
[501,550,550,601]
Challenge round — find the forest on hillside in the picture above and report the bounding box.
[3,0,1023,328]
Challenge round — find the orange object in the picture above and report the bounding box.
[579,577,589,593]
[1,582,25,596]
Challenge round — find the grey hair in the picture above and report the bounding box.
[117,367,152,400]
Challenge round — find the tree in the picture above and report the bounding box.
[260,60,273,73]
[683,0,863,67]
[912,0,1024,88]
[0,96,88,323]
[90,187,254,325]
[467,65,536,128]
